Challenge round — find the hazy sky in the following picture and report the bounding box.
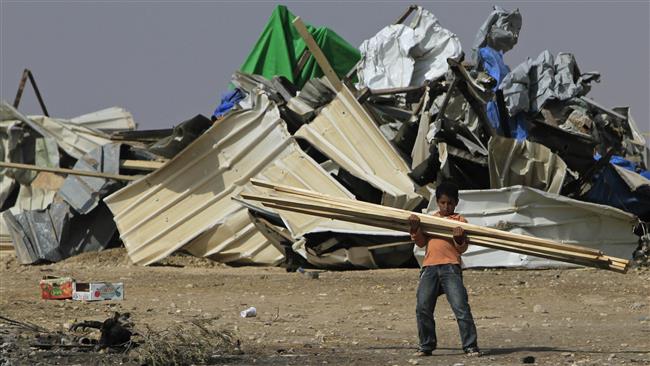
[1,1,649,144]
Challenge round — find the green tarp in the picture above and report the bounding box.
[240,5,360,89]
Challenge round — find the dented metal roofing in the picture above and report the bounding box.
[295,86,421,209]
[104,93,400,266]
[69,107,137,133]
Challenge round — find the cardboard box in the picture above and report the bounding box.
[72,282,124,301]
[40,276,74,300]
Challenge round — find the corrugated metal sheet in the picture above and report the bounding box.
[295,86,422,209]
[58,143,121,214]
[418,185,638,268]
[69,107,136,133]
[1,100,111,160]
[488,136,567,194]
[104,93,393,266]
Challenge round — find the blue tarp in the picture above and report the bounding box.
[478,46,527,140]
[594,153,650,180]
[212,89,246,119]
[586,153,650,220]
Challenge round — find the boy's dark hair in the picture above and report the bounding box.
[435,181,459,202]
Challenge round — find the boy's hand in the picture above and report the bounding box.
[453,226,465,244]
[408,214,421,233]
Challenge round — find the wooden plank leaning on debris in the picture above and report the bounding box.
[292,17,343,91]
[120,160,166,171]
[0,161,138,181]
[241,180,630,273]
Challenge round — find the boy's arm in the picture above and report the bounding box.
[452,217,469,254]
[409,214,428,248]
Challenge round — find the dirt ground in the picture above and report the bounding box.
[1,248,649,366]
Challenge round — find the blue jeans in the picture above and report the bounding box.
[416,264,478,352]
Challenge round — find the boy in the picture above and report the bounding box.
[408,181,480,357]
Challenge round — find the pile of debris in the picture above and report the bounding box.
[1,5,648,270]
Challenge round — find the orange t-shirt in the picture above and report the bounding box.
[411,212,468,267]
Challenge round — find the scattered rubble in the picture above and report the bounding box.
[1,4,648,271]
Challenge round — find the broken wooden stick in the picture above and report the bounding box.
[0,161,138,181]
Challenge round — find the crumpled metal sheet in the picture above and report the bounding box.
[3,202,70,264]
[69,107,136,133]
[357,6,462,89]
[1,101,112,160]
[500,51,600,115]
[292,236,414,269]
[0,119,59,187]
[14,185,57,212]
[295,86,421,209]
[4,201,117,264]
[58,143,122,214]
[471,5,522,62]
[612,106,648,168]
[148,115,212,159]
[488,136,567,194]
[418,186,638,268]
[106,93,374,266]
[245,195,411,270]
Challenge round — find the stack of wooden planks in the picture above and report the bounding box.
[241,180,630,273]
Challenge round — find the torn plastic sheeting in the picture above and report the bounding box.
[595,153,650,180]
[58,143,122,214]
[212,89,246,119]
[500,50,600,116]
[68,107,136,133]
[295,86,421,210]
[357,6,462,89]
[585,163,650,220]
[478,46,526,139]
[488,136,567,194]
[471,5,522,62]
[105,93,380,266]
[418,186,638,268]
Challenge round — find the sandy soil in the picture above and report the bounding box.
[1,248,649,365]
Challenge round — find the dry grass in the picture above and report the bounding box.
[132,318,240,366]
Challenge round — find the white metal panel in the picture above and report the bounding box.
[105,93,396,266]
[295,86,421,209]
[418,186,638,268]
[69,107,136,132]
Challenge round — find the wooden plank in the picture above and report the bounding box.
[248,182,605,256]
[292,17,343,91]
[252,195,598,259]
[120,159,166,171]
[0,161,138,181]
[247,182,628,263]
[258,199,606,263]
[242,187,630,273]
[261,202,622,271]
